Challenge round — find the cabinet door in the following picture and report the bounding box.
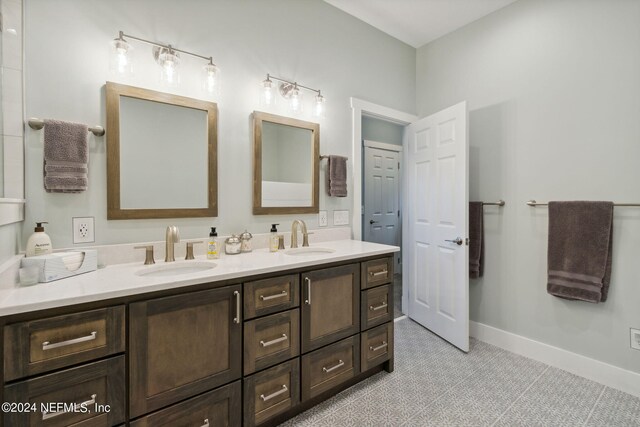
[301,264,360,353]
[129,285,242,418]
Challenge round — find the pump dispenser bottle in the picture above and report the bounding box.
[207,227,219,259]
[270,224,280,252]
[26,222,53,257]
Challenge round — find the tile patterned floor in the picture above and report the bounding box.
[280,318,640,426]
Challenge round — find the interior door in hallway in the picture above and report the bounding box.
[363,142,401,272]
[404,101,469,352]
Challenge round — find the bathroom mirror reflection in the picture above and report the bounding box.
[106,82,217,219]
[253,111,319,214]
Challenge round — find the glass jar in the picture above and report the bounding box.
[240,230,253,253]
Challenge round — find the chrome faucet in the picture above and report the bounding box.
[290,220,310,248]
[165,226,180,262]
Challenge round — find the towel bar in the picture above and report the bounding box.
[527,200,640,207]
[320,155,348,160]
[482,200,505,206]
[27,118,105,137]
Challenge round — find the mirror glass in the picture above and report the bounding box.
[107,82,217,219]
[253,112,319,214]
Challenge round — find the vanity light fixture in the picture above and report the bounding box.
[110,31,219,93]
[261,74,326,118]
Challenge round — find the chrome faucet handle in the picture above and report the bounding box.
[302,232,314,247]
[185,241,203,260]
[134,245,155,265]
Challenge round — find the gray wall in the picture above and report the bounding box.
[362,116,404,146]
[22,0,415,248]
[417,0,640,373]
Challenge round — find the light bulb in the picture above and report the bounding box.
[158,49,180,87]
[260,78,274,107]
[289,86,302,114]
[313,93,325,118]
[203,63,219,95]
[110,38,132,76]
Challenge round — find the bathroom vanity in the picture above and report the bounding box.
[0,240,396,426]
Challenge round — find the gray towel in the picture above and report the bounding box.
[328,155,347,197]
[547,201,613,303]
[469,202,484,278]
[43,119,88,193]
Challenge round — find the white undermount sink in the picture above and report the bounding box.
[284,247,336,256]
[135,261,217,277]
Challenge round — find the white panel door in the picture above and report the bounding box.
[363,146,400,248]
[404,101,469,352]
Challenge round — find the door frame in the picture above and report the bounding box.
[350,98,417,316]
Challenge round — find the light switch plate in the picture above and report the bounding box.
[333,210,349,226]
[72,217,95,244]
[631,328,640,351]
[318,210,328,227]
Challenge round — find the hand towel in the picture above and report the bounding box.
[469,202,484,278]
[547,201,614,303]
[43,119,89,193]
[328,155,347,197]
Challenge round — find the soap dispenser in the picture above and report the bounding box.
[207,227,219,259]
[26,222,53,257]
[269,224,280,252]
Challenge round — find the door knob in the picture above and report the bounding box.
[370,220,379,224]
[445,237,463,246]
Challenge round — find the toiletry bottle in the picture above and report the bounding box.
[270,224,280,252]
[207,227,219,259]
[26,222,53,257]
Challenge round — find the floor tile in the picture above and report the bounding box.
[585,387,640,427]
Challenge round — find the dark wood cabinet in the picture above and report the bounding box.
[301,263,360,353]
[361,284,393,330]
[130,381,241,427]
[129,285,242,418]
[244,309,300,375]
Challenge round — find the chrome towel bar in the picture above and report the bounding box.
[28,118,105,137]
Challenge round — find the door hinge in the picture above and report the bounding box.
[397,210,400,217]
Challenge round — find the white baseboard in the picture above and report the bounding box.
[470,321,640,398]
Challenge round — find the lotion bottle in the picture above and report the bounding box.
[26,222,53,257]
[207,227,219,259]
[270,224,280,252]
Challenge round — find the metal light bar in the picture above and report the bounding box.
[117,31,216,65]
[266,74,321,95]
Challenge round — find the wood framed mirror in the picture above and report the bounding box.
[253,112,319,215]
[106,82,217,219]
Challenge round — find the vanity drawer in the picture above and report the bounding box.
[361,284,393,330]
[244,274,299,319]
[243,359,300,427]
[4,306,125,381]
[244,309,300,375]
[130,381,241,427]
[301,335,360,401]
[3,356,125,427]
[361,257,393,289]
[361,323,394,371]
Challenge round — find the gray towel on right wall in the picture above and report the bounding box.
[328,155,347,197]
[547,201,614,303]
[469,202,484,278]
[43,119,89,193]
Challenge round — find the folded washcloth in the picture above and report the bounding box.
[547,201,614,303]
[469,202,484,278]
[43,119,89,193]
[328,155,347,197]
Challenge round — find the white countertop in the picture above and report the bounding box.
[0,240,399,317]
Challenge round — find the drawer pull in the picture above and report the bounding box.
[233,290,241,324]
[42,393,97,420]
[260,384,288,402]
[322,359,345,373]
[370,269,388,277]
[42,331,97,351]
[259,290,288,301]
[260,333,288,347]
[369,302,388,311]
[304,277,311,305]
[369,341,388,352]
[201,419,210,427]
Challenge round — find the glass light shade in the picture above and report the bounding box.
[313,94,326,118]
[260,78,275,107]
[202,63,220,95]
[110,38,132,76]
[289,87,303,114]
[158,50,180,87]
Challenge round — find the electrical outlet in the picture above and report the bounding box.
[72,217,95,244]
[631,328,640,351]
[318,210,328,227]
[333,210,349,226]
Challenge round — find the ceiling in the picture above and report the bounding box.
[324,0,519,48]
